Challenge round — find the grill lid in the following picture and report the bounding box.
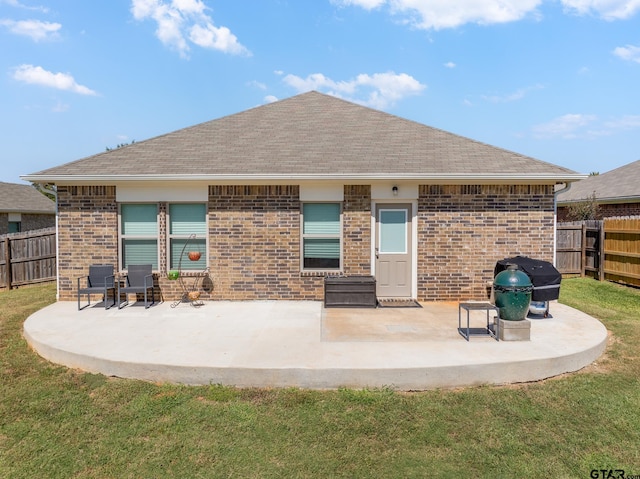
[494,256,562,301]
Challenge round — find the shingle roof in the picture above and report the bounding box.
[24,91,580,183]
[0,182,55,214]
[557,159,640,203]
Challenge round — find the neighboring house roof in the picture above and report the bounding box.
[0,182,55,214]
[23,91,582,184]
[557,159,640,204]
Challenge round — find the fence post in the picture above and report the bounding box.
[4,236,12,290]
[598,221,605,281]
[581,223,586,277]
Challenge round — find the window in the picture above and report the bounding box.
[120,204,158,270]
[168,203,207,270]
[378,209,407,254]
[8,213,20,233]
[301,203,341,270]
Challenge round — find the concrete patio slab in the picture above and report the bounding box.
[23,300,608,390]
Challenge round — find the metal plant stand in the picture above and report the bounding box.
[170,234,209,308]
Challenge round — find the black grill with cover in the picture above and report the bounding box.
[494,256,562,302]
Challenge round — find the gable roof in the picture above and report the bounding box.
[557,159,640,204]
[23,91,581,184]
[0,182,55,214]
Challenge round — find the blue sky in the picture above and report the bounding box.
[1,0,639,184]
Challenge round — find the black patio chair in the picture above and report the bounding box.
[77,264,116,310]
[118,264,155,309]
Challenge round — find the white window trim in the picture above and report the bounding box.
[300,202,343,273]
[166,202,208,270]
[118,203,160,272]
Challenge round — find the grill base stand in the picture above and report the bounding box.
[498,318,531,341]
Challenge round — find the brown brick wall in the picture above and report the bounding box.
[56,183,555,303]
[22,213,55,231]
[599,203,640,217]
[558,202,640,221]
[57,186,119,301]
[343,185,371,275]
[0,213,54,234]
[417,185,555,301]
[204,185,323,300]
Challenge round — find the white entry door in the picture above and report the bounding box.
[375,204,412,298]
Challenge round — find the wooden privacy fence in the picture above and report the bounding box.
[604,218,640,287]
[556,218,640,287]
[556,220,603,279]
[0,227,56,290]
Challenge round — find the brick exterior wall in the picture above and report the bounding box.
[56,183,556,303]
[558,202,640,221]
[343,185,371,275]
[0,213,54,235]
[599,203,640,217]
[417,185,555,301]
[202,185,320,300]
[21,213,55,231]
[57,186,119,301]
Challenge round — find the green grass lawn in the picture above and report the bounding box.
[2,279,640,478]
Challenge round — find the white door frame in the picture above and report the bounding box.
[371,198,418,299]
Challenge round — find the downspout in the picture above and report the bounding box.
[553,182,572,267]
[35,184,59,300]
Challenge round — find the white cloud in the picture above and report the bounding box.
[52,100,70,113]
[1,0,49,13]
[332,0,386,9]
[444,61,456,68]
[603,115,640,130]
[12,64,97,96]
[248,80,267,90]
[532,113,640,139]
[482,84,544,103]
[561,0,640,20]
[282,71,426,109]
[338,0,640,29]
[613,44,640,63]
[334,0,542,30]
[532,113,597,139]
[0,18,60,41]
[130,0,250,57]
[189,23,247,55]
[264,95,278,103]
